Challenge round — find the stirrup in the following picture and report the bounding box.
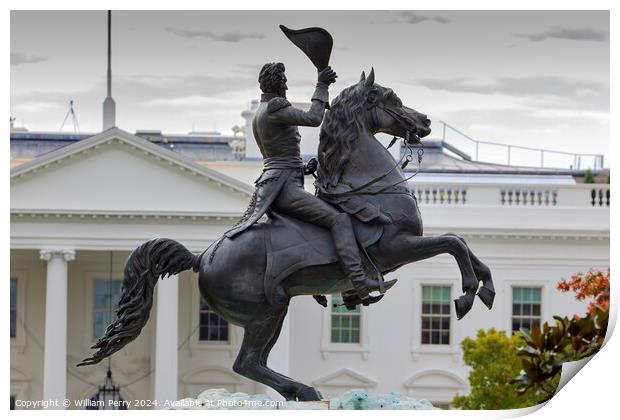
[337,280,399,310]
[352,278,398,299]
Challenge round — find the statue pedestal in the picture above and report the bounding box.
[171,388,438,410]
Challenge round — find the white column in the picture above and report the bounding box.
[154,274,178,407]
[241,100,261,158]
[40,249,75,409]
[260,315,290,400]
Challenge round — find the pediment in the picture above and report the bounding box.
[404,370,466,390]
[11,128,253,216]
[313,368,376,388]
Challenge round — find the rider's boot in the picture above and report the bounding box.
[330,213,383,300]
[350,274,381,300]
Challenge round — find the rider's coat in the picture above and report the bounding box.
[224,84,329,239]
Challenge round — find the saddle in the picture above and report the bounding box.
[262,210,384,305]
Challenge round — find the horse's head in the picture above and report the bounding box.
[357,68,431,143]
[319,68,432,187]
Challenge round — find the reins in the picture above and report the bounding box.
[316,110,424,199]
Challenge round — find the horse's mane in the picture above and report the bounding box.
[318,83,365,188]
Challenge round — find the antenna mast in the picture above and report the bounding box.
[59,100,80,132]
[102,10,116,130]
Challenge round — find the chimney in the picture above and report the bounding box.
[102,10,116,130]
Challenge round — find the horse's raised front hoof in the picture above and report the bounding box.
[296,386,323,402]
[477,286,495,310]
[454,293,475,320]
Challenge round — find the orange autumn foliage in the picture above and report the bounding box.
[557,268,610,314]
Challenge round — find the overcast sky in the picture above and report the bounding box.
[10,10,609,160]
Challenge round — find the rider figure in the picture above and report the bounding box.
[225,62,382,301]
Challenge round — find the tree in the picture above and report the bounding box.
[513,308,608,403]
[452,329,539,409]
[513,269,610,403]
[583,169,595,183]
[556,268,610,314]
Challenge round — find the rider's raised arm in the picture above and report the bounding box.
[268,82,329,127]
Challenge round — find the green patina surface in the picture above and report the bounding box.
[173,388,438,410]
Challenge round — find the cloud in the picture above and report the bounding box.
[11,72,260,133]
[144,95,245,107]
[533,108,608,123]
[118,74,258,99]
[514,26,607,42]
[12,74,259,109]
[390,11,450,25]
[234,63,262,76]
[13,101,60,113]
[166,27,265,42]
[11,52,48,66]
[442,105,609,134]
[438,107,608,150]
[414,76,609,111]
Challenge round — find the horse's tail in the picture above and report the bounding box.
[78,238,201,366]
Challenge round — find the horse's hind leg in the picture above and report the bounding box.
[256,307,324,399]
[442,233,495,309]
[394,235,479,319]
[233,308,321,401]
[259,309,286,368]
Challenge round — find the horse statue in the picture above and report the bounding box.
[79,70,495,402]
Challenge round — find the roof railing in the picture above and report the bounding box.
[438,120,605,170]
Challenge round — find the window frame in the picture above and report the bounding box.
[9,270,27,349]
[411,279,460,361]
[83,271,124,350]
[320,295,370,360]
[10,278,18,339]
[198,296,230,343]
[188,281,239,355]
[503,279,548,335]
[510,286,543,335]
[330,294,362,344]
[91,278,124,341]
[420,285,452,346]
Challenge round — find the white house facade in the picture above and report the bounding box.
[10,127,609,409]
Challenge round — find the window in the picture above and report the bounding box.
[512,287,541,334]
[421,286,451,345]
[10,278,17,338]
[331,295,361,344]
[93,279,122,339]
[199,297,228,342]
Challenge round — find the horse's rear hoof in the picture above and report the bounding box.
[296,386,323,402]
[454,298,466,320]
[454,293,475,320]
[477,286,495,310]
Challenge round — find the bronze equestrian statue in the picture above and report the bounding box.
[80,26,495,402]
[224,61,386,303]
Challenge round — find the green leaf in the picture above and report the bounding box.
[517,345,540,358]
